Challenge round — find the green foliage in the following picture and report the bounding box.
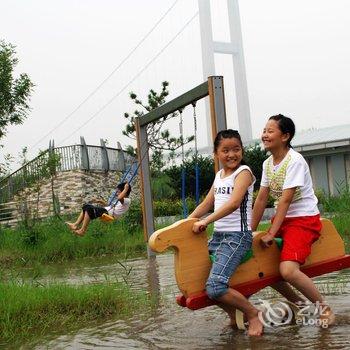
[0,215,146,266]
[253,190,275,208]
[244,143,268,191]
[164,154,215,199]
[156,144,267,201]
[121,200,143,231]
[122,81,194,165]
[0,281,151,345]
[0,40,34,140]
[154,198,197,216]
[0,152,13,177]
[14,149,62,227]
[18,225,42,247]
[121,198,198,229]
[151,173,176,200]
[311,187,350,254]
[315,186,350,213]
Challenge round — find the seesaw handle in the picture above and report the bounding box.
[199,225,207,232]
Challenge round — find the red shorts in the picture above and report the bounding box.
[271,214,322,264]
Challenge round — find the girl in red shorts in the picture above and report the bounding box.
[251,114,334,326]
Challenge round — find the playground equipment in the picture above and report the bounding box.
[149,217,350,310]
[100,160,140,222]
[135,76,227,255]
[100,137,151,222]
[179,103,200,218]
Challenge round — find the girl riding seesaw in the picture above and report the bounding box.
[188,115,334,336]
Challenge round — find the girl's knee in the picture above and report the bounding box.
[279,263,299,282]
[206,279,228,300]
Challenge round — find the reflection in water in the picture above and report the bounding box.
[21,254,350,349]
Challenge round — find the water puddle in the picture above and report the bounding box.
[12,254,350,349]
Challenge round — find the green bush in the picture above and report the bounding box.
[121,200,143,230]
[164,155,215,200]
[122,198,198,225]
[253,190,275,208]
[154,198,197,216]
[314,188,327,206]
[244,143,268,191]
[314,187,350,213]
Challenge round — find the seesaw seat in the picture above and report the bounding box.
[149,218,350,310]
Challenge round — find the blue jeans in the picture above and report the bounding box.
[206,230,252,300]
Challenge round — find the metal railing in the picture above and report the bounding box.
[0,141,133,204]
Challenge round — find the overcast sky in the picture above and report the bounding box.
[1,0,350,170]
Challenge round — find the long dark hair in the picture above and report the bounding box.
[213,129,246,165]
[269,114,295,148]
[117,182,132,196]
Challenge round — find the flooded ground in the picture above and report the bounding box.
[11,254,350,349]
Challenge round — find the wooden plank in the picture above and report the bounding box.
[138,82,209,127]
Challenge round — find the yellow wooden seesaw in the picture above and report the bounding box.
[149,218,350,313]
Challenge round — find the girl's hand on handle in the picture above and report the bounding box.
[260,232,275,248]
[192,220,208,233]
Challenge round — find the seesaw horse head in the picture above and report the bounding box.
[149,218,206,253]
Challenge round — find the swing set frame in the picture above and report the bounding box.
[135,76,228,256]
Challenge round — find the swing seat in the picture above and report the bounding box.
[100,213,115,222]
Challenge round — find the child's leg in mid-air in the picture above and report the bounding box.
[65,210,85,230]
[207,231,263,336]
[73,205,107,236]
[278,216,335,325]
[279,261,334,324]
[74,212,91,236]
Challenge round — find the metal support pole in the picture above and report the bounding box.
[208,76,227,172]
[135,118,156,257]
[227,0,252,142]
[198,0,252,144]
[198,0,215,144]
[136,76,227,259]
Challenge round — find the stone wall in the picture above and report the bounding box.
[7,170,140,222]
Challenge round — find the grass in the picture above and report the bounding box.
[1,191,349,268]
[0,280,152,346]
[0,215,147,266]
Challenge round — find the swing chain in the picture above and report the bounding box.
[191,102,198,160]
[178,109,185,163]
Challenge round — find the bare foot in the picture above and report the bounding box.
[247,312,264,336]
[319,306,335,328]
[73,229,85,237]
[65,222,77,231]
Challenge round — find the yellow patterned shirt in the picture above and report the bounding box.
[261,149,319,217]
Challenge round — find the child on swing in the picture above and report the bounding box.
[66,182,131,236]
[189,129,264,336]
[251,114,334,326]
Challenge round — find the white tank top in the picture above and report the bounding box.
[214,165,255,232]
